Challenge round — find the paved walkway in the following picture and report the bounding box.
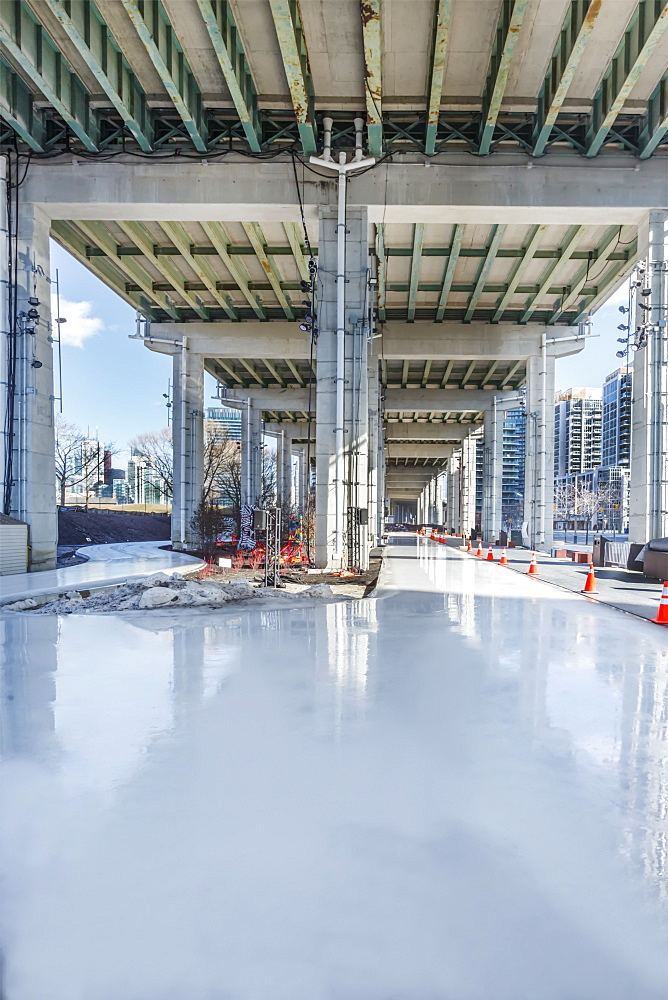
[448,540,664,623]
[0,541,203,604]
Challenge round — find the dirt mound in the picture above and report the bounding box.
[58,507,171,546]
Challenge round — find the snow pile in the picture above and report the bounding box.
[2,573,337,614]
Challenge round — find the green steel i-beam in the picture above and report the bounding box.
[360,0,383,156]
[407,224,425,322]
[0,57,46,150]
[51,221,152,315]
[464,224,506,322]
[533,0,601,156]
[638,72,668,158]
[43,0,153,151]
[120,0,207,152]
[547,226,620,322]
[160,221,238,318]
[478,0,530,156]
[435,224,464,321]
[283,222,310,283]
[0,0,98,150]
[201,220,267,319]
[492,224,546,321]
[425,0,453,155]
[242,222,294,319]
[195,0,262,152]
[116,220,209,319]
[520,225,585,323]
[586,0,668,157]
[268,0,317,154]
[573,244,637,322]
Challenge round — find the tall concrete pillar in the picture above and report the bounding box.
[241,401,262,506]
[315,205,369,569]
[524,350,555,552]
[4,198,57,570]
[482,406,504,543]
[447,453,461,533]
[276,428,293,508]
[172,347,203,549]
[368,359,381,546]
[436,472,446,525]
[461,433,479,536]
[630,210,668,544]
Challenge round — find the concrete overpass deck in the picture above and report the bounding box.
[1,534,668,996]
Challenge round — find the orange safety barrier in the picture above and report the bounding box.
[486,546,494,562]
[527,552,539,576]
[499,547,508,566]
[581,563,598,594]
[476,541,483,558]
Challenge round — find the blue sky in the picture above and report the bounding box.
[51,240,630,460]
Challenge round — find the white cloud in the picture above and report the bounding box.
[50,296,104,348]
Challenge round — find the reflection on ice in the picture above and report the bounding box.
[2,539,668,998]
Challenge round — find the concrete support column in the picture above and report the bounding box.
[447,453,461,533]
[524,350,556,552]
[368,359,381,546]
[630,210,668,544]
[5,199,56,570]
[241,401,262,506]
[482,407,504,544]
[276,428,293,508]
[436,473,446,525]
[172,346,203,550]
[315,205,369,569]
[460,434,478,536]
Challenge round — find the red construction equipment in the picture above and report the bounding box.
[651,582,668,625]
[486,546,494,561]
[476,541,483,558]
[499,547,508,566]
[527,552,539,576]
[581,563,598,594]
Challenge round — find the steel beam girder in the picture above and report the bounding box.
[360,0,383,156]
[464,224,506,322]
[243,222,294,319]
[120,0,207,152]
[76,219,180,318]
[159,221,237,318]
[547,225,621,322]
[586,0,668,157]
[201,221,266,319]
[268,0,316,154]
[520,226,585,323]
[117,220,209,318]
[425,0,453,155]
[0,56,46,150]
[492,224,546,321]
[436,224,464,321]
[478,0,530,156]
[573,239,638,321]
[51,220,151,314]
[533,0,601,157]
[43,0,153,151]
[195,0,261,152]
[407,224,424,322]
[0,0,98,150]
[639,72,668,157]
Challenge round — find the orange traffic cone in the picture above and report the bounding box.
[486,546,494,561]
[651,582,668,625]
[476,541,483,558]
[466,539,472,552]
[527,552,539,576]
[499,547,508,566]
[581,563,598,594]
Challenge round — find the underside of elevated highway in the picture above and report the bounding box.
[1,0,667,573]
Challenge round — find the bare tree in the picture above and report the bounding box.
[553,480,574,540]
[190,497,225,561]
[129,428,173,500]
[55,418,114,508]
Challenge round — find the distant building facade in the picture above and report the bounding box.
[502,408,525,529]
[601,367,632,468]
[206,406,241,442]
[554,388,602,477]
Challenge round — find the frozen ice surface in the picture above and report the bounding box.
[1,534,668,999]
